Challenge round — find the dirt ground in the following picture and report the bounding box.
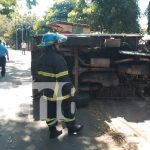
[88,98,150,150]
[0,49,150,150]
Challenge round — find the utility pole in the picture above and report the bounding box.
[16,29,18,50]
[22,24,24,42]
[15,16,18,50]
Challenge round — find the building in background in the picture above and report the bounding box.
[48,21,90,34]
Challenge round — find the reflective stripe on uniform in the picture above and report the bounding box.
[64,117,75,123]
[46,118,57,126]
[56,71,68,78]
[46,94,71,101]
[46,118,56,122]
[38,70,68,78]
[40,88,71,101]
[38,70,71,101]
[38,71,55,77]
[53,82,59,100]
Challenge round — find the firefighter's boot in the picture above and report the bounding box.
[49,126,62,139]
[68,124,83,135]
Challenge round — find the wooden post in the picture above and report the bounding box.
[74,49,79,92]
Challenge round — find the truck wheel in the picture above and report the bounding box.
[73,92,90,108]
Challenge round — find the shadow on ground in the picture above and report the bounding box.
[0,50,148,150]
[0,60,31,89]
[89,98,150,124]
[0,105,109,150]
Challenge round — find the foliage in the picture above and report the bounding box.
[68,0,90,24]
[33,19,48,34]
[26,0,38,9]
[45,0,76,22]
[0,0,16,16]
[146,2,150,34]
[0,15,12,40]
[92,0,140,33]
[0,0,142,44]
[0,11,37,48]
[0,0,38,16]
[33,0,76,34]
[68,0,140,33]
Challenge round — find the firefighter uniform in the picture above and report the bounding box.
[37,48,75,127]
[36,32,83,138]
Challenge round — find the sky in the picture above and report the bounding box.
[139,0,150,28]
[18,0,53,16]
[30,0,54,16]
[19,0,150,28]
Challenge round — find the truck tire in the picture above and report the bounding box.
[73,92,90,108]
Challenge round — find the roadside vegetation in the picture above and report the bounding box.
[0,0,150,48]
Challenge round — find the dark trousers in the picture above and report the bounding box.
[0,56,6,77]
[22,48,26,55]
[46,99,75,127]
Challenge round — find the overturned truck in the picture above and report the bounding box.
[31,34,150,101]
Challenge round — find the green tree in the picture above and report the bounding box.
[33,19,47,34]
[46,0,76,22]
[0,0,38,16]
[2,11,37,49]
[26,0,38,9]
[69,0,140,33]
[92,0,140,33]
[0,0,16,16]
[146,1,150,34]
[33,0,76,34]
[68,0,90,24]
[0,14,12,39]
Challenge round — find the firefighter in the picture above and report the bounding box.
[36,32,83,139]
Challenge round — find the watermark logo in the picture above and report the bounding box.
[32,82,76,120]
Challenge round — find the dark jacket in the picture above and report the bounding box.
[36,47,74,101]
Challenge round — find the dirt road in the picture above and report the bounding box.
[89,98,150,150]
[0,49,150,150]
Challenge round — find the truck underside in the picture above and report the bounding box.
[31,34,150,99]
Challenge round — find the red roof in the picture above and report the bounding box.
[49,21,89,28]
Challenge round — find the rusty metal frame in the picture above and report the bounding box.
[74,49,79,92]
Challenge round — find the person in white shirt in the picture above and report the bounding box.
[21,41,27,55]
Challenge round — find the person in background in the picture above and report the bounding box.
[21,41,27,55]
[0,40,9,77]
[36,32,83,139]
